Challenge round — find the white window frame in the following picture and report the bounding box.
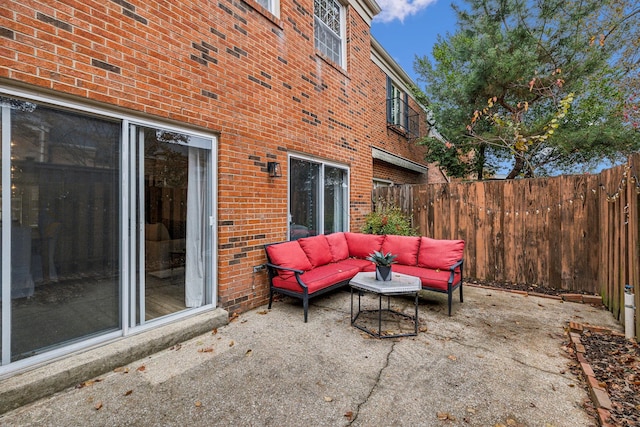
[287,153,350,239]
[0,83,218,374]
[314,0,347,68]
[255,0,280,18]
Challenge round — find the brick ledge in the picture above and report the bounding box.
[568,322,626,427]
[466,283,604,306]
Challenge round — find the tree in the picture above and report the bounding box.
[414,0,640,179]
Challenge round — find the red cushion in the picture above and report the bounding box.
[325,232,349,262]
[394,265,462,291]
[381,235,420,266]
[418,237,465,270]
[344,232,384,259]
[337,258,375,272]
[298,235,333,268]
[266,241,313,279]
[271,263,360,294]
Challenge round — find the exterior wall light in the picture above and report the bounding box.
[267,161,282,178]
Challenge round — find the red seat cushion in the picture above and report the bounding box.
[394,265,461,291]
[337,258,375,272]
[344,232,384,259]
[266,241,313,279]
[271,263,360,294]
[325,232,349,262]
[298,235,333,268]
[381,235,420,266]
[418,237,465,270]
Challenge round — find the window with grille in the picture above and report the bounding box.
[314,0,343,66]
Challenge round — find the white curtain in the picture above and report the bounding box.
[185,147,205,307]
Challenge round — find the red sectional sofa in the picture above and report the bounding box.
[264,232,465,322]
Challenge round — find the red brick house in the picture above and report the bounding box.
[0,0,444,374]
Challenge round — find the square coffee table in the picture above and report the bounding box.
[349,271,421,338]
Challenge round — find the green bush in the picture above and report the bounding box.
[361,207,417,236]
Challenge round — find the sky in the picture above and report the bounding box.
[370,0,459,85]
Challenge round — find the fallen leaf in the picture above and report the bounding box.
[94,402,103,410]
[436,412,456,421]
[137,365,146,372]
[195,401,202,407]
[324,396,333,402]
[258,310,268,315]
[76,378,103,389]
[245,349,252,356]
[229,312,239,322]
[467,408,476,414]
[113,367,125,373]
[448,355,457,361]
[419,326,428,333]
[198,347,214,353]
[344,411,353,420]
[124,390,133,396]
[229,340,235,347]
[212,328,218,335]
[171,344,182,351]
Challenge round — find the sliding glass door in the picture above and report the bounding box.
[130,126,213,325]
[1,97,120,363]
[1,92,216,371]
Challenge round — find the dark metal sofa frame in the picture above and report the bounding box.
[419,259,464,316]
[264,242,350,323]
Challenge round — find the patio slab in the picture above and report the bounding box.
[0,285,621,426]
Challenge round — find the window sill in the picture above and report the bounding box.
[246,1,283,29]
[314,52,349,78]
[387,124,409,138]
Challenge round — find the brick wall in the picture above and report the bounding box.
[0,0,437,313]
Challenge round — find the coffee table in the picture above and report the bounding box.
[349,271,421,338]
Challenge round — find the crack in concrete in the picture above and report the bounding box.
[348,341,396,425]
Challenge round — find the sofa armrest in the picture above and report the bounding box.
[265,262,304,275]
[449,259,463,271]
[448,259,464,285]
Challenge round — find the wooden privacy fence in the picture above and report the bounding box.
[373,154,639,335]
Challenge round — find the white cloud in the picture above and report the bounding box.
[374,0,437,23]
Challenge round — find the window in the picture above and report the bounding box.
[289,156,348,240]
[255,0,279,16]
[314,0,344,66]
[386,76,420,138]
[0,91,216,372]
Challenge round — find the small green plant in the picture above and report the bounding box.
[366,250,397,267]
[361,207,417,236]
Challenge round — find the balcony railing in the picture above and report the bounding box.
[386,97,421,140]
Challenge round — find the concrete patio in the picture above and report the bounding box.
[0,285,621,426]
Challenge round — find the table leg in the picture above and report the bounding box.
[378,294,382,338]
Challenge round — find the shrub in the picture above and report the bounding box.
[361,207,417,236]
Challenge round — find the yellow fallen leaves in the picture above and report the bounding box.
[437,412,456,421]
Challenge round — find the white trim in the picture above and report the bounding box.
[372,146,428,174]
[0,85,219,372]
[347,0,381,25]
[1,103,11,366]
[287,153,351,238]
[371,38,417,100]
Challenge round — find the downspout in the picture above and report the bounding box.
[625,284,636,339]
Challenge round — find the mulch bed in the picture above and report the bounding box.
[576,331,640,426]
[476,280,639,426]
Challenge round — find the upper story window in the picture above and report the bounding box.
[314,0,344,66]
[386,76,420,139]
[255,0,279,17]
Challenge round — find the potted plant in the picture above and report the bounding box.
[366,250,397,281]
